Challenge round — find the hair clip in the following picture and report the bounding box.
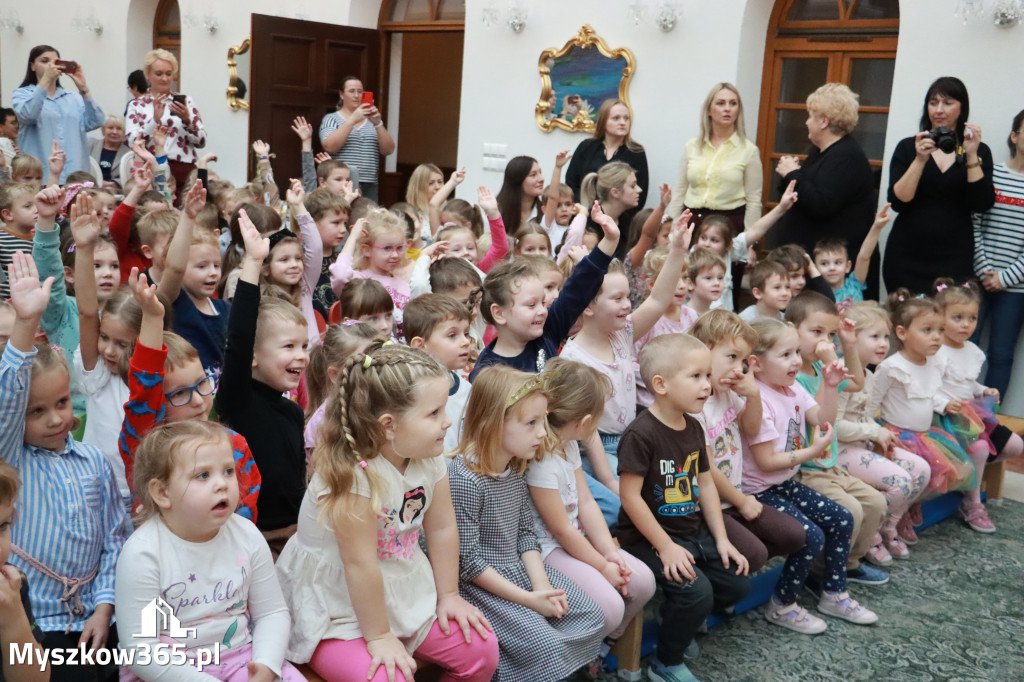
[913,294,926,300]
[897,295,905,302]
[341,319,361,326]
[381,340,394,347]
[66,243,76,254]
[359,460,368,468]
[363,355,373,369]
[935,283,948,292]
[963,281,973,289]
[50,344,61,353]
[506,374,545,408]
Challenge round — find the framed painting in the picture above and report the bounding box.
[535,25,636,133]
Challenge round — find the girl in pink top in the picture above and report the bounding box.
[329,208,413,321]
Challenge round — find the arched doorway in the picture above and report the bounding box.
[153,0,181,88]
[757,0,900,207]
[378,0,464,205]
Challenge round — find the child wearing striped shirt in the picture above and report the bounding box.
[0,251,130,682]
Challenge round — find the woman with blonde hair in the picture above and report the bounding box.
[88,114,130,189]
[566,99,649,220]
[772,82,877,296]
[125,48,207,201]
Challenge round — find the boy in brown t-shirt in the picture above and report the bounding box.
[616,333,750,682]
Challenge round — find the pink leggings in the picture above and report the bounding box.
[964,431,1024,503]
[308,620,499,682]
[120,643,305,682]
[838,445,930,529]
[543,547,656,640]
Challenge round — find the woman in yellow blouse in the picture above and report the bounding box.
[666,83,762,235]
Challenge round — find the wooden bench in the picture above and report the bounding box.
[985,414,1024,502]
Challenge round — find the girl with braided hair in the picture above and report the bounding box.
[275,340,499,682]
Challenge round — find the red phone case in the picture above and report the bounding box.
[361,92,374,106]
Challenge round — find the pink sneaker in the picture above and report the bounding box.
[896,514,919,545]
[864,542,893,567]
[881,528,910,559]
[960,501,996,533]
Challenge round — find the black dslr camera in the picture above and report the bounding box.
[926,126,957,154]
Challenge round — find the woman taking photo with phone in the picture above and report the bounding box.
[12,44,106,184]
[125,48,207,201]
[319,76,395,201]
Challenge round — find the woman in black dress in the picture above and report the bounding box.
[883,76,994,293]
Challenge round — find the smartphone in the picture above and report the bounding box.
[55,59,78,72]
[360,91,374,106]
[172,94,187,105]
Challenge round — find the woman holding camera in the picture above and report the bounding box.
[125,49,207,201]
[12,44,105,184]
[883,76,994,293]
[319,76,394,202]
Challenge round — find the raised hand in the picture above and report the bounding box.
[314,152,332,165]
[449,167,467,187]
[153,124,169,151]
[48,140,66,180]
[69,193,101,247]
[182,180,207,219]
[477,186,499,219]
[132,139,157,171]
[128,268,165,318]
[837,314,857,349]
[779,179,798,211]
[871,203,892,233]
[553,149,572,169]
[34,185,64,222]
[420,240,450,262]
[131,164,154,193]
[152,93,167,122]
[820,359,850,387]
[341,179,360,203]
[238,209,270,262]
[197,152,217,170]
[670,209,695,252]
[252,139,270,158]
[8,251,54,321]
[285,178,305,208]
[658,183,672,209]
[291,116,313,142]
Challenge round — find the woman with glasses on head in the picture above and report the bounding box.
[972,107,1024,399]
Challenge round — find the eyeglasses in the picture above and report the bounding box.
[165,374,217,407]
[371,243,407,255]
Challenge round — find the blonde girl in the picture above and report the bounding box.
[0,252,130,681]
[512,221,552,259]
[835,302,931,556]
[338,279,396,338]
[116,421,302,681]
[530,359,656,658]
[866,291,976,499]
[559,162,639,263]
[276,342,498,682]
[450,365,605,682]
[330,208,412,317]
[303,322,379,461]
[933,279,1023,532]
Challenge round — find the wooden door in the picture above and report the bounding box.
[250,14,382,191]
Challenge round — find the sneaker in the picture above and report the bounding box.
[882,531,910,560]
[896,514,919,545]
[960,501,996,533]
[864,542,893,567]
[907,503,923,526]
[764,599,828,634]
[818,591,878,625]
[648,658,699,682]
[683,639,700,661]
[847,565,890,585]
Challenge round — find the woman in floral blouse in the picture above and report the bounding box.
[125,49,206,202]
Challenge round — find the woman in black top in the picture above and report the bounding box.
[884,76,994,293]
[771,83,877,296]
[565,99,649,221]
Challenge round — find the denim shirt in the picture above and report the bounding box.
[12,84,105,184]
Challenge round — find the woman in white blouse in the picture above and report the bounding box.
[125,49,206,202]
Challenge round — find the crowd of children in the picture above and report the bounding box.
[0,120,1021,682]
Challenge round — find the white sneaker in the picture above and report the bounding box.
[764,599,827,634]
[818,591,878,625]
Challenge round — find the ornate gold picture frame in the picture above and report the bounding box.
[535,25,636,133]
[226,38,251,111]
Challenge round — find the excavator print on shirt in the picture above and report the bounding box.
[654,449,701,516]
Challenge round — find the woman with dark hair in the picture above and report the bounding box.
[565,99,648,221]
[496,155,545,234]
[319,76,394,202]
[11,44,105,183]
[884,76,995,293]
[973,107,1024,398]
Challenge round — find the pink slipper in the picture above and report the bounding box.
[960,501,996,533]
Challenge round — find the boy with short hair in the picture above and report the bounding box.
[136,208,179,285]
[766,243,833,300]
[739,260,791,322]
[785,291,889,581]
[304,187,351,319]
[542,181,576,250]
[687,246,728,315]
[813,205,890,308]
[158,180,230,373]
[0,107,18,160]
[617,333,749,682]
[0,183,38,299]
[316,159,359,196]
[405,293,475,451]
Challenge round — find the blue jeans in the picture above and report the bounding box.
[581,433,622,528]
[359,181,379,202]
[977,290,1024,399]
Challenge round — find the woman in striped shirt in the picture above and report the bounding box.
[973,108,1024,398]
[319,77,395,202]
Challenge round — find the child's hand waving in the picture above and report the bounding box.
[291,116,313,142]
[69,193,101,247]
[778,179,798,211]
[182,179,207,220]
[48,140,66,180]
[285,178,305,208]
[239,209,270,262]
[436,592,493,643]
[820,359,850,387]
[871,203,892,233]
[8,251,54,321]
[477,186,499,219]
[128,268,164,318]
[553,149,572,169]
[34,184,64,222]
[670,210,695,252]
[837,314,857,349]
[658,183,672,210]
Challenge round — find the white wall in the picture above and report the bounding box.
[0,0,383,184]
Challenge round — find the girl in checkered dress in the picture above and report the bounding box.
[449,365,605,682]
